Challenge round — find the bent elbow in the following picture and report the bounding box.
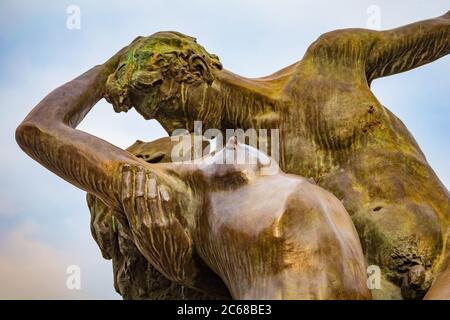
[15,121,42,155]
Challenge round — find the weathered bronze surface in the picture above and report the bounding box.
[16,11,450,299]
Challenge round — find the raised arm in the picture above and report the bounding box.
[15,51,229,295]
[365,11,450,83]
[305,11,450,84]
[15,47,144,209]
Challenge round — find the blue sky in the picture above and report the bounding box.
[0,0,449,299]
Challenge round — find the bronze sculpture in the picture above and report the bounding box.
[16,11,450,299]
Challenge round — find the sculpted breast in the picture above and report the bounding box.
[195,170,369,299]
[206,174,301,237]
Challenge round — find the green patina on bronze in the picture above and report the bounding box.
[99,13,450,299]
[16,11,450,300]
[104,32,222,119]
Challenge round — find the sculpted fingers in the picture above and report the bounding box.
[120,164,195,283]
[155,185,194,274]
[146,172,157,199]
[135,166,145,197]
[121,164,152,228]
[159,185,170,202]
[121,164,133,200]
[122,166,174,228]
[121,164,136,226]
[143,172,165,227]
[134,166,146,227]
[154,184,171,226]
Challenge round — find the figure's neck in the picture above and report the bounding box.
[191,68,291,132]
[157,66,295,135]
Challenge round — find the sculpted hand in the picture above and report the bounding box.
[120,163,196,284]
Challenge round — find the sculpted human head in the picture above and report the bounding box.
[104,31,222,128]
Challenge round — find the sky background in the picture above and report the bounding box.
[0,0,449,299]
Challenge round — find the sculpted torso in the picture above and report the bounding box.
[272,57,450,299]
[16,11,450,299]
[193,143,369,299]
[85,136,370,299]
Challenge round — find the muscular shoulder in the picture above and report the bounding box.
[304,28,379,65]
